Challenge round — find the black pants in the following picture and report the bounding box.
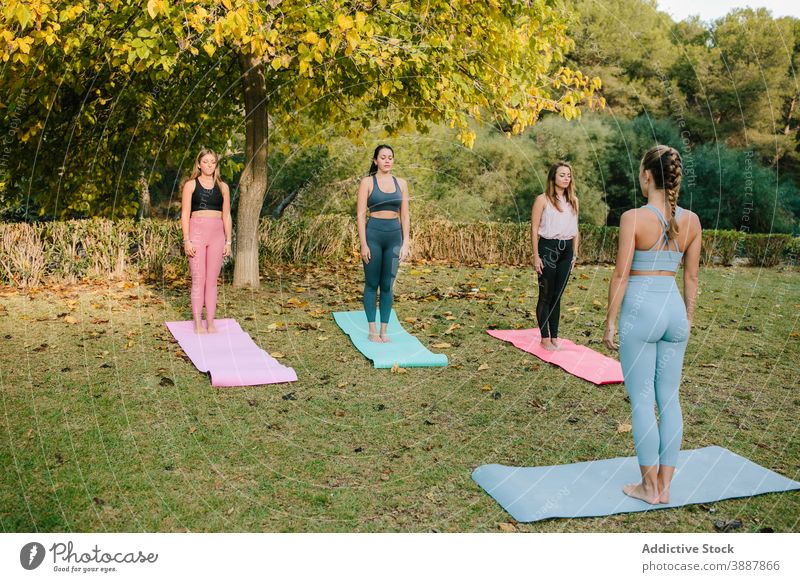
[536,237,574,338]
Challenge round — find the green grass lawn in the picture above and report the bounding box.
[1,261,798,532]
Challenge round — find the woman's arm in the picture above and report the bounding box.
[531,194,545,274]
[399,178,411,260]
[221,182,233,256]
[603,210,636,350]
[681,213,702,326]
[181,180,196,257]
[572,199,580,267]
[356,177,371,263]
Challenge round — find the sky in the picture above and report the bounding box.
[657,0,800,22]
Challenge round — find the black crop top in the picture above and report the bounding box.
[191,178,223,212]
[368,174,403,212]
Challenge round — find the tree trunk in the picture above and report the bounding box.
[233,52,269,288]
[137,171,151,219]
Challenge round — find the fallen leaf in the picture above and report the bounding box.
[617,423,632,433]
[159,377,174,387]
[477,363,490,371]
[481,384,492,392]
[334,410,346,417]
[63,315,78,324]
[498,522,518,533]
[431,342,451,349]
[272,352,285,358]
[188,426,197,434]
[713,519,742,532]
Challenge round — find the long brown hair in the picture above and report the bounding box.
[641,145,682,240]
[544,161,577,214]
[184,148,223,188]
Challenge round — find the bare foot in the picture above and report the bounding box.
[541,339,557,351]
[622,482,660,504]
[379,333,390,343]
[550,338,563,351]
[658,488,670,504]
[368,332,382,343]
[194,324,207,334]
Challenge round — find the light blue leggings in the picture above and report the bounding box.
[619,276,689,467]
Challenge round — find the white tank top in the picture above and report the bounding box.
[538,195,578,240]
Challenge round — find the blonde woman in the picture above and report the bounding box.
[604,145,702,504]
[180,149,232,334]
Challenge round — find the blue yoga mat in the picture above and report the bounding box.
[472,446,800,522]
[332,310,449,368]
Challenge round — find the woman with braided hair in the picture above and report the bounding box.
[603,145,702,504]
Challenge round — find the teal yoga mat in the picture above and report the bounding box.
[332,310,449,368]
[472,446,800,522]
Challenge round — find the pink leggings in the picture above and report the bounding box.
[188,216,225,322]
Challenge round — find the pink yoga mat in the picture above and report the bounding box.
[487,328,623,385]
[165,319,297,387]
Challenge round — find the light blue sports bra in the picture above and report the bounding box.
[630,205,683,272]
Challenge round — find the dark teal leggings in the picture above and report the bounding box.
[363,217,402,323]
[619,276,689,467]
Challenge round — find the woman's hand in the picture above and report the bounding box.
[399,242,411,262]
[184,241,196,258]
[223,242,231,257]
[533,255,544,275]
[571,255,578,270]
[361,244,371,264]
[603,321,618,351]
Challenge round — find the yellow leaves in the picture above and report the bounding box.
[203,43,215,57]
[336,13,354,30]
[221,0,233,10]
[301,31,319,44]
[146,0,167,19]
[15,3,33,29]
[270,56,282,71]
[15,36,33,55]
[355,11,367,29]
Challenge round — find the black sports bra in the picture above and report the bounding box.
[191,178,223,212]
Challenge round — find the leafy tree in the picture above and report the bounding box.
[1,0,603,286]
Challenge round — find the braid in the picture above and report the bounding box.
[664,149,682,240]
[642,145,682,240]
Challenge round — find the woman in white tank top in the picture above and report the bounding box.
[530,162,580,350]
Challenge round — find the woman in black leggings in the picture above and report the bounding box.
[356,145,411,342]
[531,162,580,350]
